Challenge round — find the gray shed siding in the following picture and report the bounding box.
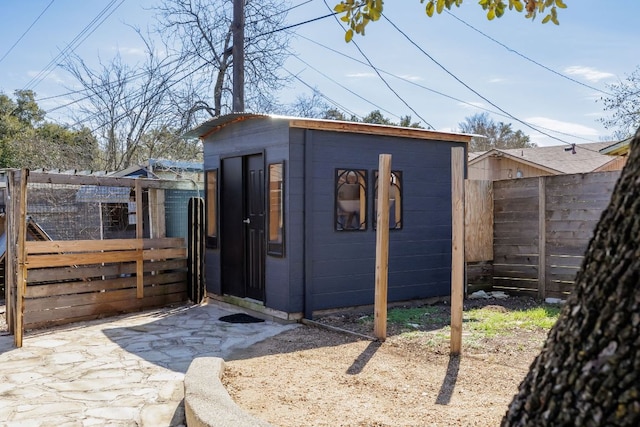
[303,129,457,312]
[199,115,465,317]
[203,119,295,312]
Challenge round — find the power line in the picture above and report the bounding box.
[284,67,361,119]
[0,0,56,66]
[24,0,126,91]
[40,5,328,111]
[443,10,613,97]
[322,0,434,129]
[255,11,337,38]
[275,0,314,16]
[292,32,598,143]
[382,14,600,150]
[79,59,211,135]
[289,54,402,121]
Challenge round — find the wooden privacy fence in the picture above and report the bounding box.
[492,171,620,299]
[24,237,187,330]
[3,168,203,347]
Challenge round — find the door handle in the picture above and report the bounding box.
[243,218,251,224]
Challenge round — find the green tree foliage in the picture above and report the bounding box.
[322,108,354,121]
[362,109,393,125]
[600,66,640,139]
[286,93,423,127]
[459,112,535,151]
[334,0,566,42]
[0,90,99,169]
[14,123,99,170]
[139,126,203,163]
[357,110,424,127]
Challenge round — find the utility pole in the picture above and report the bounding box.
[232,0,245,112]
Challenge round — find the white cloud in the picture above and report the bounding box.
[457,101,486,110]
[346,72,376,78]
[529,134,563,147]
[564,66,615,83]
[488,78,504,84]
[397,74,423,82]
[526,116,600,137]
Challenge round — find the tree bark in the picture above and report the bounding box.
[503,128,640,426]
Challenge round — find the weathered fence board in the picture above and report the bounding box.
[491,170,620,298]
[23,238,188,329]
[492,176,539,293]
[24,292,186,328]
[465,180,493,262]
[26,259,185,284]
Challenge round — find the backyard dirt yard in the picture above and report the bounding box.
[223,296,560,427]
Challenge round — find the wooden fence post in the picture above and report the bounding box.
[14,169,29,348]
[451,148,465,355]
[5,170,15,336]
[188,197,205,304]
[374,154,391,341]
[538,177,547,299]
[135,180,144,299]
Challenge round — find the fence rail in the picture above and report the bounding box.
[24,237,187,329]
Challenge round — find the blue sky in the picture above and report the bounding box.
[1,0,638,147]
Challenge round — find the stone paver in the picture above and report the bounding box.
[0,302,297,427]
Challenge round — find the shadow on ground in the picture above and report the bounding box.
[101,303,298,373]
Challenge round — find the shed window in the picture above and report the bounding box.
[374,170,403,230]
[205,169,218,248]
[268,162,285,256]
[335,169,367,231]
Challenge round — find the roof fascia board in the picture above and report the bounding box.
[287,118,471,143]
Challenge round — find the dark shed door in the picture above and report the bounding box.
[220,154,265,301]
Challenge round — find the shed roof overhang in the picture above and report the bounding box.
[183,113,474,144]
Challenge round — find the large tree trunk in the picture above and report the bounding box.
[503,128,640,426]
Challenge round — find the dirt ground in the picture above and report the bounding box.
[223,297,551,427]
[0,298,549,426]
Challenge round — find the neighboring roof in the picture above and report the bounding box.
[110,158,203,178]
[149,158,203,172]
[183,113,474,144]
[468,142,621,175]
[600,137,632,156]
[467,152,483,161]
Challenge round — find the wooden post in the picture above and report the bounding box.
[374,154,392,341]
[538,177,547,299]
[15,169,29,348]
[188,197,205,303]
[5,171,15,336]
[135,181,144,299]
[232,0,245,111]
[148,188,166,239]
[450,147,465,355]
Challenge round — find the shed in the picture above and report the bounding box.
[184,113,471,319]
